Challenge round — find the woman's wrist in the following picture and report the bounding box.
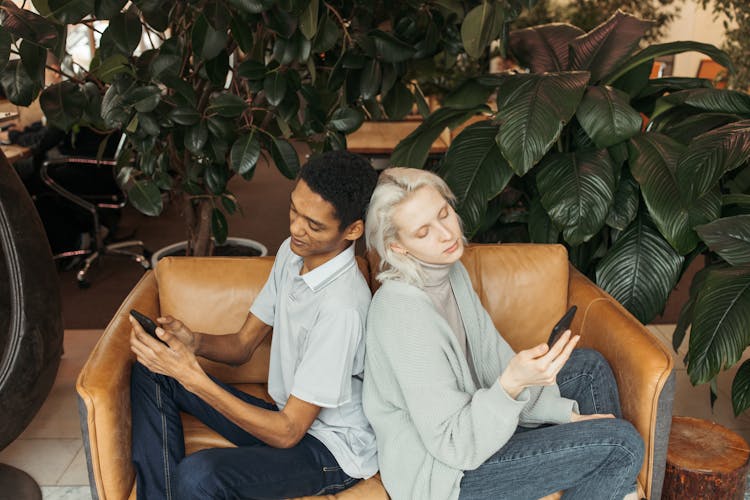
[498,372,523,399]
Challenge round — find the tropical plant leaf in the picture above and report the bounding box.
[696,215,750,266]
[269,136,300,179]
[439,121,512,237]
[528,196,560,243]
[211,208,228,244]
[460,2,499,59]
[732,359,750,415]
[95,0,127,19]
[653,88,750,121]
[184,121,208,154]
[360,58,381,100]
[127,178,163,216]
[596,214,684,324]
[605,41,735,85]
[207,93,247,118]
[568,10,653,83]
[636,77,714,101]
[576,85,643,149]
[125,85,161,112]
[101,9,142,56]
[328,106,364,133]
[47,0,94,24]
[495,71,589,176]
[263,71,287,106]
[0,60,41,106]
[370,30,416,63]
[686,265,750,385]
[299,0,318,40]
[192,14,228,61]
[650,112,740,145]
[442,79,494,109]
[676,120,750,201]
[39,81,86,131]
[674,263,710,352]
[508,23,584,73]
[382,81,413,120]
[0,1,59,49]
[391,106,487,168]
[230,132,260,176]
[606,170,639,230]
[204,163,228,194]
[536,149,616,246]
[629,132,700,254]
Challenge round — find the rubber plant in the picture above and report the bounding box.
[0,0,538,255]
[393,10,750,415]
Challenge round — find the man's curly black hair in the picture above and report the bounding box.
[298,151,379,231]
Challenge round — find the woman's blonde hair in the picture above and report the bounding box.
[365,167,459,287]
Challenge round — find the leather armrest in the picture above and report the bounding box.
[76,271,159,500]
[567,267,674,498]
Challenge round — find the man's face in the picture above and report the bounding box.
[288,179,355,267]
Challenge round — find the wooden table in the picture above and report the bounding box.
[347,120,449,156]
[1,144,32,164]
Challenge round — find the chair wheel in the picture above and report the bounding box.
[77,279,90,289]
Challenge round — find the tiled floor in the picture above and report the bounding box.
[1,326,749,499]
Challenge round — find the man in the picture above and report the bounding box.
[129,151,379,499]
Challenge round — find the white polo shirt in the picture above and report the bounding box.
[250,237,378,478]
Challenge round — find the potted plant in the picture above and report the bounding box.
[394,10,750,415]
[0,0,543,258]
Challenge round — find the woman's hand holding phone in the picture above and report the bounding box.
[499,330,580,399]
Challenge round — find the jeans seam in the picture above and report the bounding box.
[155,383,172,500]
[559,372,599,413]
[491,441,638,465]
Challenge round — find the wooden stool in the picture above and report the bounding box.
[662,416,750,499]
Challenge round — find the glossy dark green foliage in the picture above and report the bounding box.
[399,9,750,412]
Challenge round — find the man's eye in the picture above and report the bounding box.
[309,224,322,232]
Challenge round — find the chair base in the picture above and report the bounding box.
[74,240,151,288]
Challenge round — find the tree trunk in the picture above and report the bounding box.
[185,197,213,257]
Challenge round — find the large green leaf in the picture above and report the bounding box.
[382,81,413,120]
[370,30,416,63]
[192,14,228,61]
[568,10,653,83]
[269,137,300,179]
[90,54,132,83]
[508,23,584,73]
[263,72,287,106]
[230,132,260,176]
[605,41,734,85]
[732,359,750,415]
[442,79,494,109]
[629,132,701,254]
[536,149,616,246]
[0,2,59,49]
[299,0,318,40]
[576,85,642,149]
[391,106,487,168]
[95,0,127,19]
[439,121,512,237]
[228,0,275,14]
[528,196,560,243]
[125,85,161,112]
[652,88,750,121]
[651,112,740,145]
[328,107,364,133]
[676,120,750,201]
[127,179,163,216]
[207,93,247,118]
[674,263,710,352]
[184,121,208,154]
[460,2,500,59]
[495,71,589,176]
[47,0,94,23]
[39,81,86,131]
[606,169,639,230]
[596,214,684,324]
[359,59,381,100]
[19,39,46,86]
[686,265,750,385]
[696,215,750,266]
[0,60,40,106]
[101,10,142,56]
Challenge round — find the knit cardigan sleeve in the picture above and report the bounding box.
[367,281,530,471]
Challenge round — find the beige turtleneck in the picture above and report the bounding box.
[418,260,480,386]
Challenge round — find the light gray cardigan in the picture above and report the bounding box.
[362,262,577,500]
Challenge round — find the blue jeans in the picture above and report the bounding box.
[130,362,357,499]
[459,348,644,500]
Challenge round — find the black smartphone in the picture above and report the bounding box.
[547,305,577,346]
[130,309,167,345]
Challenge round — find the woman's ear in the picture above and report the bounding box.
[389,241,407,255]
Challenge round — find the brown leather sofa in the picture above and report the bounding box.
[76,244,675,499]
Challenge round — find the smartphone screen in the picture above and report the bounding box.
[130,309,167,344]
[547,306,577,346]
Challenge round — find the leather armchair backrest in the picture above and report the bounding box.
[368,244,570,352]
[459,244,570,351]
[155,254,372,384]
[156,256,275,383]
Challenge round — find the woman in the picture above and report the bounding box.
[362,167,643,500]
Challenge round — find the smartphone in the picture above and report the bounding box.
[130,309,167,345]
[547,305,577,346]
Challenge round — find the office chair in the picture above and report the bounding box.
[40,156,151,288]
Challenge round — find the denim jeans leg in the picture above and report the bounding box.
[459,419,644,500]
[174,433,358,500]
[130,362,278,500]
[557,348,622,417]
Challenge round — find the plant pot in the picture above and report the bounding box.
[150,237,268,269]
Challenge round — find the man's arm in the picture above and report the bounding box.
[157,312,272,366]
[130,317,319,449]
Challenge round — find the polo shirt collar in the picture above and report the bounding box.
[296,243,356,291]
